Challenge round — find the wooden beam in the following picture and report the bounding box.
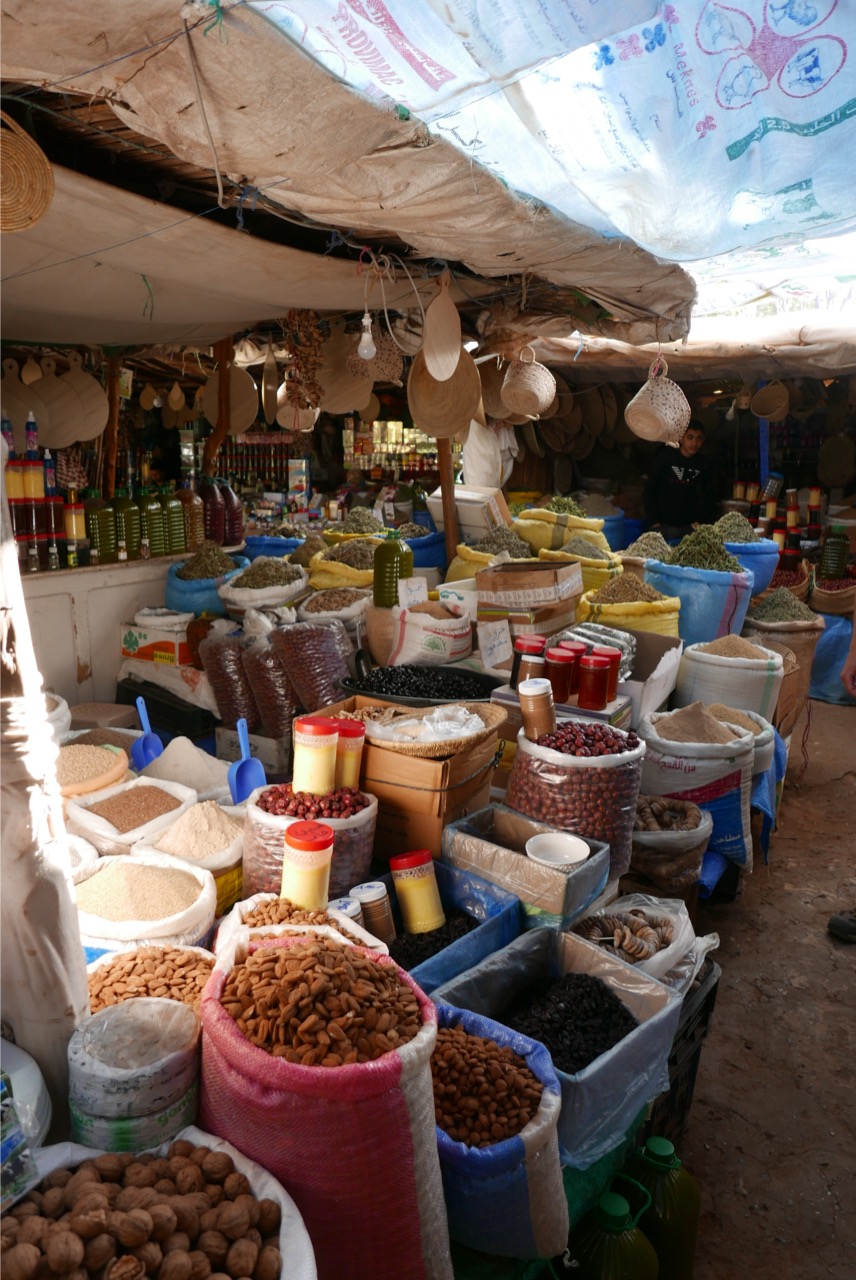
[202,337,234,475]
[102,356,122,499]
[436,436,460,566]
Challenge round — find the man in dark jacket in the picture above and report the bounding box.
[643,421,717,540]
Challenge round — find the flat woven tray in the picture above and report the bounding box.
[360,701,508,758]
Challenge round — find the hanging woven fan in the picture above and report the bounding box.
[0,111,54,233]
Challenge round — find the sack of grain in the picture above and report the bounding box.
[133,800,245,917]
[66,777,197,856]
[215,890,389,958]
[514,508,608,555]
[643,560,754,647]
[674,636,784,721]
[538,546,623,594]
[387,604,473,666]
[575,584,681,637]
[73,852,217,955]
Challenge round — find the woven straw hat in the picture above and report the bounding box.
[750,381,790,422]
[479,358,508,419]
[408,347,481,437]
[0,111,54,233]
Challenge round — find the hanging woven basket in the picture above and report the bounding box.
[0,111,55,233]
[623,358,691,443]
[500,346,557,418]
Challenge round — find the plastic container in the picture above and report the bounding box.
[219,479,244,545]
[518,676,556,741]
[819,526,849,580]
[63,490,86,542]
[281,820,334,910]
[327,896,364,928]
[577,653,611,711]
[292,716,339,795]
[199,476,226,544]
[566,1189,660,1279]
[5,459,24,499]
[545,646,577,704]
[334,719,365,789]
[510,636,547,690]
[389,849,446,934]
[397,534,414,580]
[628,1136,701,1280]
[23,458,44,500]
[178,481,206,551]
[349,880,396,945]
[138,486,167,556]
[373,537,401,607]
[559,639,587,696]
[110,488,141,560]
[84,489,117,564]
[525,832,590,868]
[160,485,187,554]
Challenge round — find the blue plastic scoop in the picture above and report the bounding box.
[228,717,266,804]
[129,696,164,772]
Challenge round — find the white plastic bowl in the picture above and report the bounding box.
[525,833,590,868]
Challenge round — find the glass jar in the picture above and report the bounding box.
[5,459,24,500]
[178,481,206,550]
[732,481,746,500]
[544,646,577,705]
[577,655,611,711]
[592,645,622,703]
[292,716,339,795]
[199,476,226,544]
[110,488,141,560]
[9,498,27,540]
[765,499,778,520]
[349,881,397,945]
[159,485,187,555]
[373,538,400,607]
[558,640,588,696]
[389,850,446,934]
[281,820,334,911]
[334,720,366,789]
[518,676,556,741]
[137,486,167,557]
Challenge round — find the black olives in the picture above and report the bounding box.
[502,971,639,1075]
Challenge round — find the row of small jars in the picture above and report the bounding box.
[510,634,621,712]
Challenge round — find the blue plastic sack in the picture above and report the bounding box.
[644,559,754,647]
[620,517,646,550]
[165,556,250,617]
[413,508,437,533]
[809,615,856,705]
[600,512,625,553]
[381,861,521,995]
[724,538,780,596]
[405,529,448,572]
[243,535,303,562]
[432,1003,568,1259]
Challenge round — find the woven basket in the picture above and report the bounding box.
[0,111,55,233]
[407,347,481,437]
[808,581,856,616]
[362,701,507,758]
[501,347,557,418]
[750,381,790,422]
[624,358,691,443]
[751,559,812,605]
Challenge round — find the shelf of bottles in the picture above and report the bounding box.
[343,418,461,473]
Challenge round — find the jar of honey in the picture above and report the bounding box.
[591,645,622,703]
[389,850,446,934]
[577,655,611,711]
[544,647,578,705]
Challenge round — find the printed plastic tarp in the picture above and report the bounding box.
[259,1,856,262]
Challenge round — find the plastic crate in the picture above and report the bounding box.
[640,958,721,1146]
[115,677,219,743]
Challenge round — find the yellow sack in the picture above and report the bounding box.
[322,529,385,545]
[514,509,609,555]
[445,543,537,583]
[575,588,682,637]
[538,547,622,594]
[308,549,376,590]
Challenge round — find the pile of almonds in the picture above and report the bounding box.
[220,939,421,1065]
[239,899,362,943]
[88,948,215,1014]
[0,1140,281,1280]
[431,1025,543,1148]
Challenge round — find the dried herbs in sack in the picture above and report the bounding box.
[200,936,453,1280]
[430,1005,568,1259]
[217,557,308,615]
[644,541,754,647]
[199,631,261,731]
[505,722,646,880]
[270,619,352,712]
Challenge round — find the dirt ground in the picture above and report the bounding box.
[684,700,855,1279]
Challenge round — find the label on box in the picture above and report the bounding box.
[477,619,514,671]
[398,576,428,607]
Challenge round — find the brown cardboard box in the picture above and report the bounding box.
[477,601,575,640]
[475,559,583,609]
[373,777,493,860]
[427,484,512,540]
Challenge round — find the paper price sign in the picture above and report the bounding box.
[477,619,514,671]
[398,576,429,608]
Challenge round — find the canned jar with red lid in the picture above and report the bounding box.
[577,654,611,711]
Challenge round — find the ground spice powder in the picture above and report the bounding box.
[698,635,768,660]
[706,704,764,736]
[654,701,739,744]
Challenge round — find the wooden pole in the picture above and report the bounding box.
[203,337,234,475]
[102,356,122,498]
[436,436,460,566]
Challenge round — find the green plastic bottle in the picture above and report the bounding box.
[819,525,849,581]
[84,488,117,565]
[159,485,186,555]
[137,487,166,558]
[373,537,400,607]
[397,531,414,580]
[566,1191,660,1280]
[628,1138,700,1280]
[110,488,141,560]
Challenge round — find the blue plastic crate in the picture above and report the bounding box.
[382,860,521,995]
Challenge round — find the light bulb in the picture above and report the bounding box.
[358,313,376,361]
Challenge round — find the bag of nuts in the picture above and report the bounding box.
[431,1004,568,1259]
[199,936,453,1280]
[215,892,389,960]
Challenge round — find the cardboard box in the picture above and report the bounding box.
[120,623,192,667]
[215,726,291,774]
[475,559,583,609]
[427,485,511,542]
[477,601,575,640]
[616,630,684,729]
[374,777,493,861]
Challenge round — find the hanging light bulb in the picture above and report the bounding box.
[357,312,376,361]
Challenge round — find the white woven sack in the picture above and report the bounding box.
[66,777,198,856]
[500,347,556,418]
[674,642,784,722]
[75,852,217,952]
[624,358,691,443]
[215,891,389,969]
[218,560,307,612]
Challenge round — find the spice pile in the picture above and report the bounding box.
[562,535,611,560]
[142,737,230,795]
[589,573,666,605]
[544,495,584,517]
[220,939,421,1064]
[154,802,242,860]
[231,561,303,590]
[302,587,369,614]
[57,744,126,789]
[273,519,304,537]
[698,635,768,660]
[396,522,430,539]
[350,665,492,701]
[76,860,201,922]
[341,508,383,534]
[715,512,759,543]
[668,527,741,573]
[474,527,532,558]
[624,531,672,561]
[575,909,675,964]
[289,533,327,567]
[322,540,377,569]
[503,971,639,1075]
[706,704,764,736]
[88,945,214,1012]
[747,587,816,623]
[86,786,182,833]
[653,701,741,745]
[388,913,478,971]
[0,1140,284,1280]
[430,1025,543,1147]
[255,784,369,820]
[177,542,237,580]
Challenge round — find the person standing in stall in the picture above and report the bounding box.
[644,420,718,540]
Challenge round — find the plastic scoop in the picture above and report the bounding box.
[129,696,164,771]
[228,717,266,804]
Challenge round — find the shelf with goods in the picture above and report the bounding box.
[343,416,461,478]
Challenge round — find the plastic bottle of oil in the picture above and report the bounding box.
[138,486,166,557]
[565,1190,660,1279]
[819,526,849,581]
[373,536,400,607]
[110,488,141,561]
[84,489,117,565]
[159,485,187,555]
[627,1138,700,1280]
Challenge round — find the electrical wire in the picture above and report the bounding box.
[182,19,230,210]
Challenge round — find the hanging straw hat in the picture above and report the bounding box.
[0,111,54,232]
[750,380,790,422]
[407,347,481,437]
[479,358,509,419]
